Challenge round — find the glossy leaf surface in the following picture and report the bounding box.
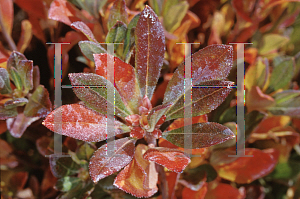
[89,137,135,183]
[204,182,245,199]
[165,80,233,120]
[94,53,141,113]
[143,147,190,173]
[135,6,165,100]
[163,122,235,149]
[114,144,158,198]
[69,73,131,117]
[164,45,233,119]
[71,21,97,42]
[24,85,52,117]
[43,104,127,142]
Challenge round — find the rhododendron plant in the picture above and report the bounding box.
[42,6,235,198]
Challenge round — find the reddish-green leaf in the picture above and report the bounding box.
[43,104,128,142]
[105,21,127,45]
[71,21,97,42]
[114,144,158,198]
[6,51,27,90]
[69,73,131,117]
[89,137,135,183]
[143,147,190,173]
[0,0,13,35]
[4,98,28,109]
[78,41,107,61]
[165,80,233,120]
[123,14,140,62]
[162,122,235,149]
[24,85,52,117]
[94,53,141,113]
[6,113,39,138]
[107,0,128,30]
[163,45,233,119]
[214,148,277,184]
[135,6,165,101]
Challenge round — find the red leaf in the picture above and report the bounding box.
[14,0,46,19]
[94,53,142,113]
[214,148,277,184]
[135,6,165,100]
[246,86,275,112]
[6,113,39,138]
[114,144,158,198]
[143,147,190,173]
[205,182,245,199]
[89,137,135,183]
[43,104,126,142]
[36,136,53,156]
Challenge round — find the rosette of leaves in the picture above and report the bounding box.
[0,51,52,137]
[43,6,235,198]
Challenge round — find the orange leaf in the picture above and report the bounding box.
[17,20,33,53]
[215,148,277,184]
[43,104,126,142]
[246,86,275,112]
[0,0,13,35]
[143,147,190,173]
[114,144,158,198]
[14,0,46,19]
[89,137,135,183]
[205,182,245,199]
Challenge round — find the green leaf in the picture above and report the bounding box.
[49,155,81,178]
[245,58,269,90]
[266,58,294,93]
[165,80,234,121]
[68,73,131,118]
[73,0,107,18]
[162,122,235,149]
[219,106,237,124]
[0,68,12,94]
[135,6,165,100]
[163,1,189,33]
[123,14,140,63]
[24,85,52,117]
[162,0,179,17]
[267,90,300,116]
[147,103,172,132]
[245,110,265,140]
[105,21,127,49]
[55,176,82,192]
[76,142,96,161]
[259,34,289,55]
[9,67,22,91]
[107,0,128,30]
[6,51,33,93]
[78,41,107,61]
[163,45,233,120]
[270,161,300,180]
